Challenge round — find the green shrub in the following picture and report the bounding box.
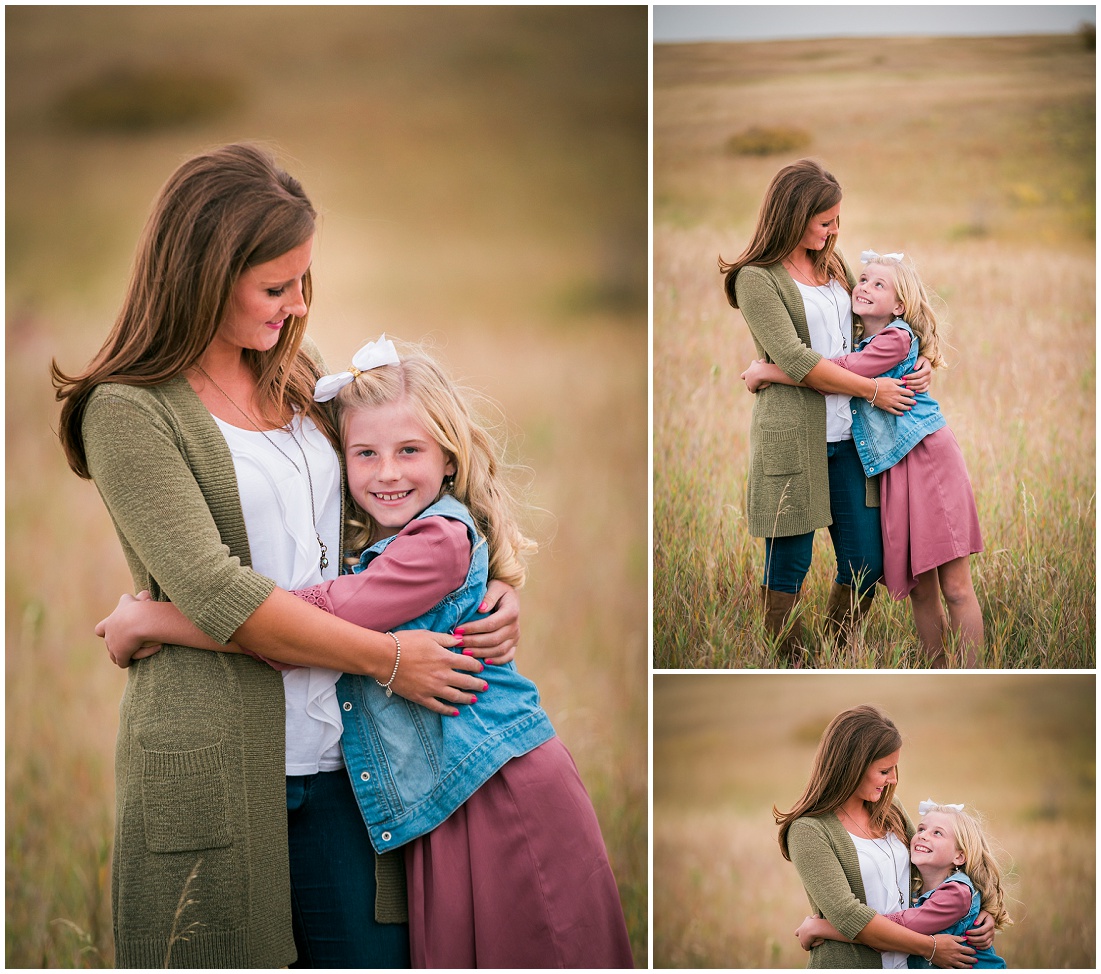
[56,67,242,132]
[724,125,811,157]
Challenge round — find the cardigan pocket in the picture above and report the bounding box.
[757,426,809,516]
[141,742,232,853]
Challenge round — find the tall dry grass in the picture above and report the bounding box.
[653,673,1095,969]
[7,7,647,967]
[654,35,1095,666]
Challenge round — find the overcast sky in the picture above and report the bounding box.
[653,5,1096,43]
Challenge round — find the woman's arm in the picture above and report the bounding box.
[856,914,975,969]
[740,357,915,416]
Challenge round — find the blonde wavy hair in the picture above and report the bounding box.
[862,254,947,370]
[917,803,1013,930]
[334,342,536,588]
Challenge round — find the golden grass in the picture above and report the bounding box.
[653,674,1095,968]
[654,35,1095,666]
[7,7,647,967]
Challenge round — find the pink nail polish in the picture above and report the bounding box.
[482,683,489,692]
[454,628,465,637]
[479,603,489,613]
[470,695,477,703]
[485,658,495,665]
[452,709,460,717]
[462,649,473,656]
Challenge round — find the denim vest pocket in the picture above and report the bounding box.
[141,742,232,853]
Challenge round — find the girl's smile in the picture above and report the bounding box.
[343,397,456,539]
[852,265,904,327]
[910,812,965,875]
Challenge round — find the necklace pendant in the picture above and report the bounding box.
[317,535,329,572]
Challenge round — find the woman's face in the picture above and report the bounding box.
[797,203,841,253]
[851,748,900,804]
[217,236,314,355]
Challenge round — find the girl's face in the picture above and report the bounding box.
[852,263,905,322]
[797,203,841,253]
[343,397,456,539]
[216,236,313,356]
[851,748,900,804]
[910,811,965,872]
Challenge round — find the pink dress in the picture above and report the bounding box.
[295,517,634,968]
[834,329,984,600]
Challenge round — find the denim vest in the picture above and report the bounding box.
[336,494,556,852]
[907,872,1006,969]
[849,320,946,477]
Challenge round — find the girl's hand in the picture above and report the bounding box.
[740,359,772,393]
[964,911,995,951]
[869,376,916,416]
[903,355,933,394]
[930,934,977,968]
[453,580,520,665]
[793,917,826,951]
[390,628,489,716]
[95,591,163,668]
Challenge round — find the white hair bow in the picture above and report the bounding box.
[313,335,401,402]
[861,249,905,264]
[918,798,965,815]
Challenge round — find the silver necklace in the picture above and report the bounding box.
[786,258,849,351]
[196,365,329,572]
[839,809,906,908]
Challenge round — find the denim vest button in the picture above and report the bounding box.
[360,770,370,782]
[342,701,352,711]
[381,831,392,842]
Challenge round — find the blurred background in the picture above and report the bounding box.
[6,6,647,966]
[654,672,1095,968]
[652,7,1095,664]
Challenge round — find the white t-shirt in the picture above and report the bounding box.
[795,278,853,442]
[214,413,345,776]
[849,831,911,969]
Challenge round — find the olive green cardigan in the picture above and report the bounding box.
[734,260,879,538]
[786,805,916,969]
[83,369,405,968]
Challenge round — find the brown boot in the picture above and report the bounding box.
[824,582,875,644]
[761,586,806,666]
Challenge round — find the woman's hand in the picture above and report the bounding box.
[740,359,772,393]
[95,591,164,667]
[903,355,933,394]
[964,911,995,951]
[454,580,520,665]
[390,628,489,716]
[869,375,916,416]
[930,933,977,968]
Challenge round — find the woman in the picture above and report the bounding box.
[719,160,930,662]
[774,705,996,968]
[51,143,519,968]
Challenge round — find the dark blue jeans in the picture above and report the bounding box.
[763,438,883,597]
[287,770,410,969]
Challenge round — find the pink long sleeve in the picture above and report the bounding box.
[293,516,472,632]
[831,327,911,378]
[884,882,972,934]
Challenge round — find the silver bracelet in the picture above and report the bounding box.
[926,936,937,963]
[376,631,401,697]
[866,378,879,406]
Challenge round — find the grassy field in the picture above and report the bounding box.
[6,7,647,967]
[654,35,1095,667]
[653,673,1096,968]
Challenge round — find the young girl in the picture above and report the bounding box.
[96,336,634,968]
[742,252,984,666]
[795,801,1011,968]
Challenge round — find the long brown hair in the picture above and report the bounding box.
[775,704,907,860]
[719,159,847,309]
[52,142,321,478]
[335,343,536,587]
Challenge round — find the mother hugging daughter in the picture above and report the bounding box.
[774,705,1011,968]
